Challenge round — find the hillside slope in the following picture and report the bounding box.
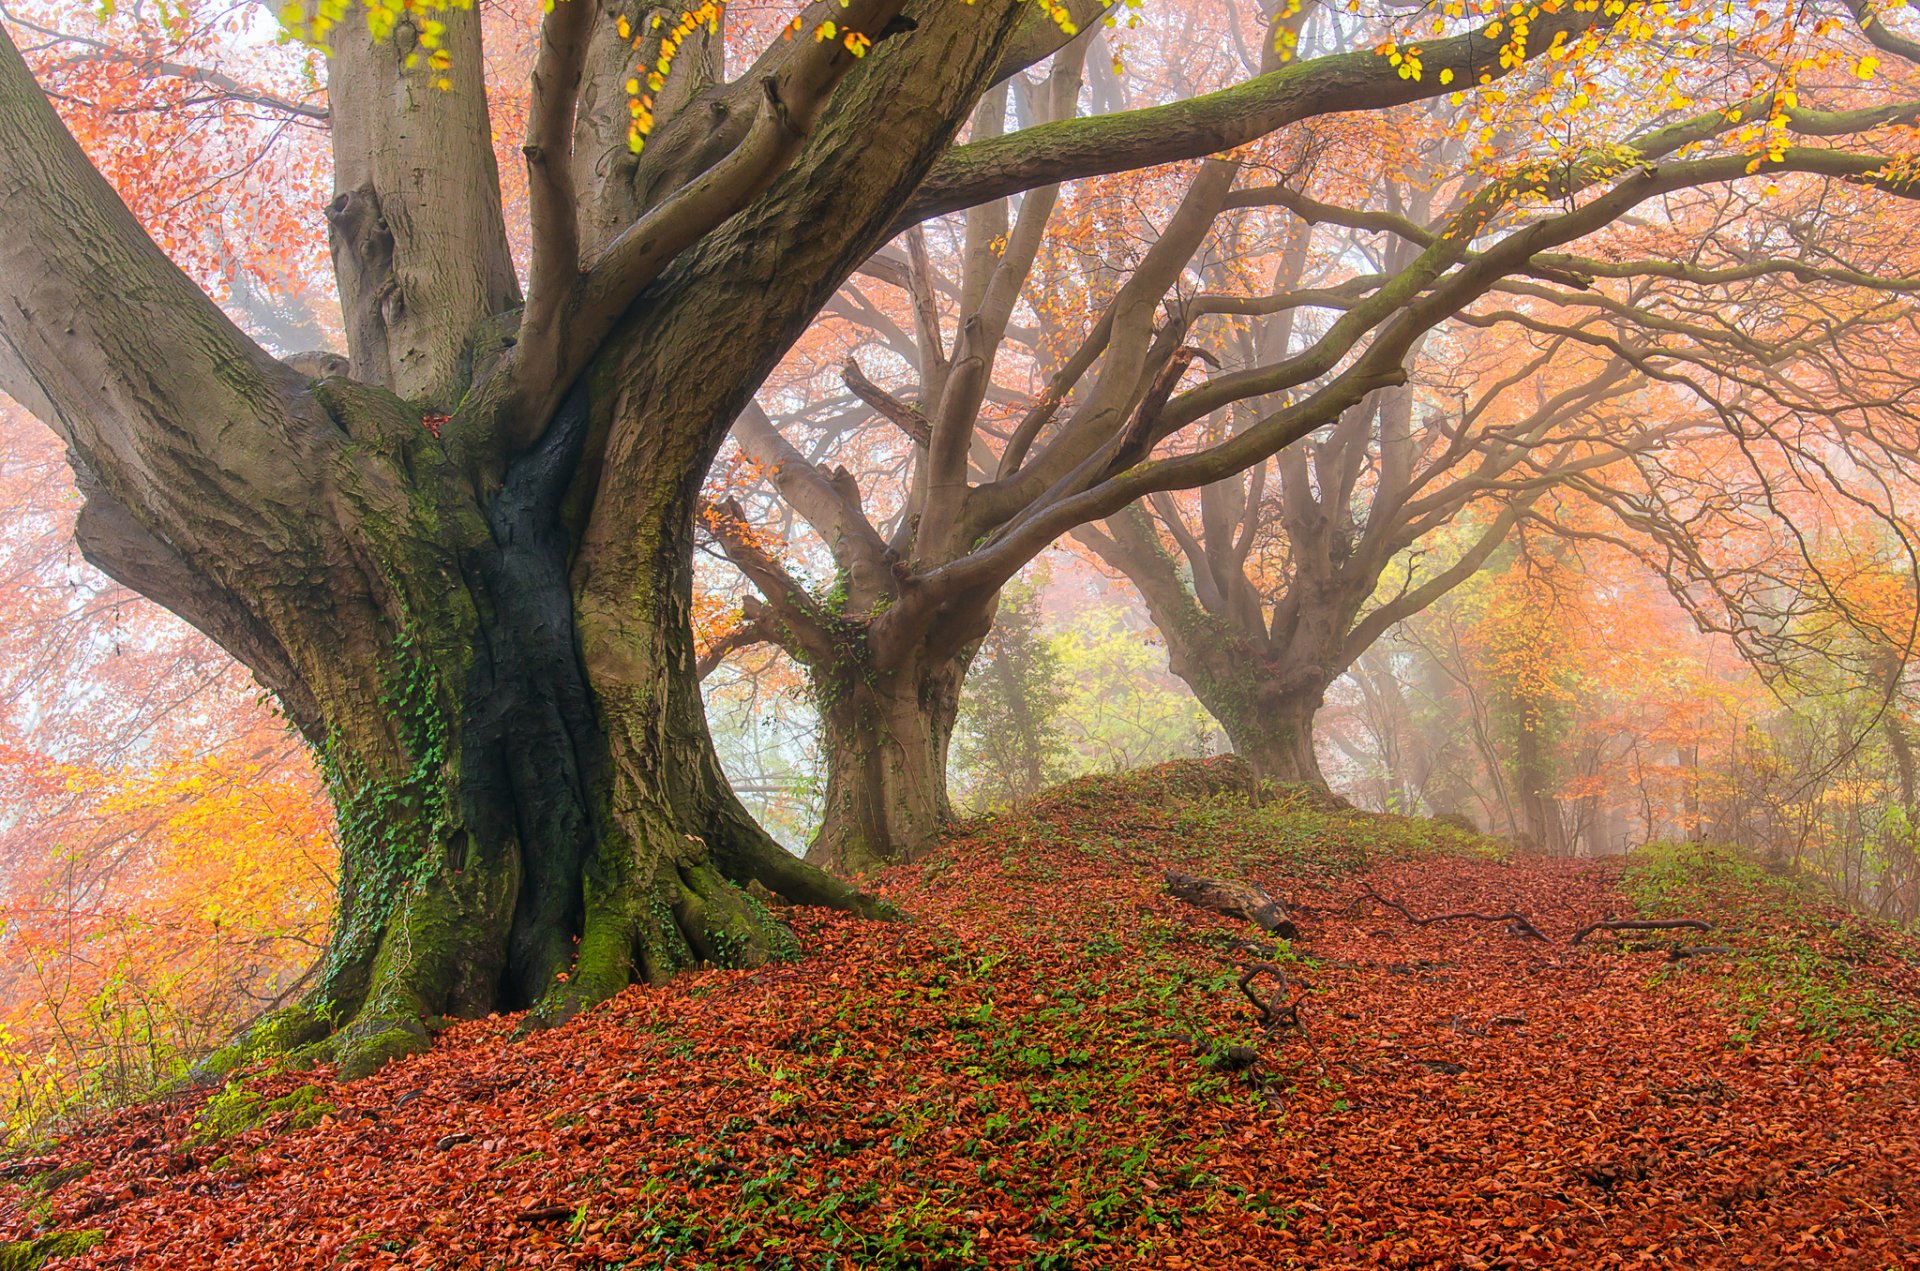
[5,759,1919,1269]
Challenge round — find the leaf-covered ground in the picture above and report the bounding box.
[6,758,1919,1269]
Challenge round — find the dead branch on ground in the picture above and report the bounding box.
[1356,882,1549,940]
[1166,871,1299,938]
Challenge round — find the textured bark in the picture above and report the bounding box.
[1079,510,1344,789]
[1228,691,1329,788]
[0,11,1010,1073]
[324,9,519,407]
[810,648,973,874]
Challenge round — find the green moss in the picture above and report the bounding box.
[188,1081,335,1146]
[195,1000,337,1083]
[336,1024,430,1082]
[20,1164,91,1196]
[0,1231,104,1270]
[1626,841,1920,1052]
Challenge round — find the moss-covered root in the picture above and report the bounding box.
[0,1231,104,1271]
[528,854,800,1029]
[191,998,339,1086]
[705,794,902,921]
[330,868,515,1080]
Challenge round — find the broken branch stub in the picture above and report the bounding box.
[1165,871,1299,939]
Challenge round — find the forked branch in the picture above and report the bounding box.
[1358,883,1550,941]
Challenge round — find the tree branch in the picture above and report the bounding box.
[902,4,1626,223]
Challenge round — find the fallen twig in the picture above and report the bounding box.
[1236,961,1325,1076]
[1357,883,1549,941]
[1569,917,1713,947]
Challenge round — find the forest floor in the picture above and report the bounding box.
[6,758,1920,1270]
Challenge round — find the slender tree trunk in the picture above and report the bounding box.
[808,648,972,874]
[1512,703,1565,855]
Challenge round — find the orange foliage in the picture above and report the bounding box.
[0,405,333,1141]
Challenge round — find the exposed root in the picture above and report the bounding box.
[1234,960,1325,1078]
[1359,884,1713,949]
[704,787,900,921]
[1358,882,1549,941]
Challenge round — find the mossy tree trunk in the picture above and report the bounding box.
[810,645,973,874]
[2,0,1672,1072]
[146,379,858,1079]
[701,495,992,871]
[0,3,1044,1074]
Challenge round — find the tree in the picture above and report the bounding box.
[0,0,1663,1071]
[1078,61,1920,789]
[952,577,1070,809]
[706,0,1920,863]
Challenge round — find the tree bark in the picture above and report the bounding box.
[1079,515,1340,789]
[167,381,877,1081]
[1226,688,1328,787]
[809,646,973,874]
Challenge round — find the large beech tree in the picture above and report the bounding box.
[703,0,1920,866]
[0,0,1660,1073]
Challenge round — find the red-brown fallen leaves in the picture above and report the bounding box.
[6,761,1920,1268]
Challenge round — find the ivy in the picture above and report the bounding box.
[307,615,456,974]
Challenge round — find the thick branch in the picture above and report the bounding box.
[842,358,932,446]
[903,4,1625,222]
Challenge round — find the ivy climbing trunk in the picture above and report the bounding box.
[161,379,875,1081]
[1222,689,1328,787]
[809,649,973,875]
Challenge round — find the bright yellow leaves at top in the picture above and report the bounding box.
[278,0,468,89]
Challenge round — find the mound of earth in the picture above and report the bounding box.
[5,758,1917,1269]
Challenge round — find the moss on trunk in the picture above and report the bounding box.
[199,380,869,1082]
[806,648,971,875]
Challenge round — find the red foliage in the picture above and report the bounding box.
[6,762,1918,1268]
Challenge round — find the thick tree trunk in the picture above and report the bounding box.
[808,649,971,875]
[1225,689,1328,787]
[1153,610,1332,788]
[186,383,874,1081]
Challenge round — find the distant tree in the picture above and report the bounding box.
[954,580,1070,809]
[708,0,1920,865]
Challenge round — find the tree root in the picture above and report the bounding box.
[1357,883,1549,941]
[1234,960,1325,1077]
[1357,883,1713,948]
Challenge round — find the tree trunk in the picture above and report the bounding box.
[1226,689,1329,787]
[1512,703,1566,855]
[1152,610,1332,788]
[174,383,875,1081]
[808,648,972,875]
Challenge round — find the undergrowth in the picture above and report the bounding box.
[1626,841,1920,1053]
